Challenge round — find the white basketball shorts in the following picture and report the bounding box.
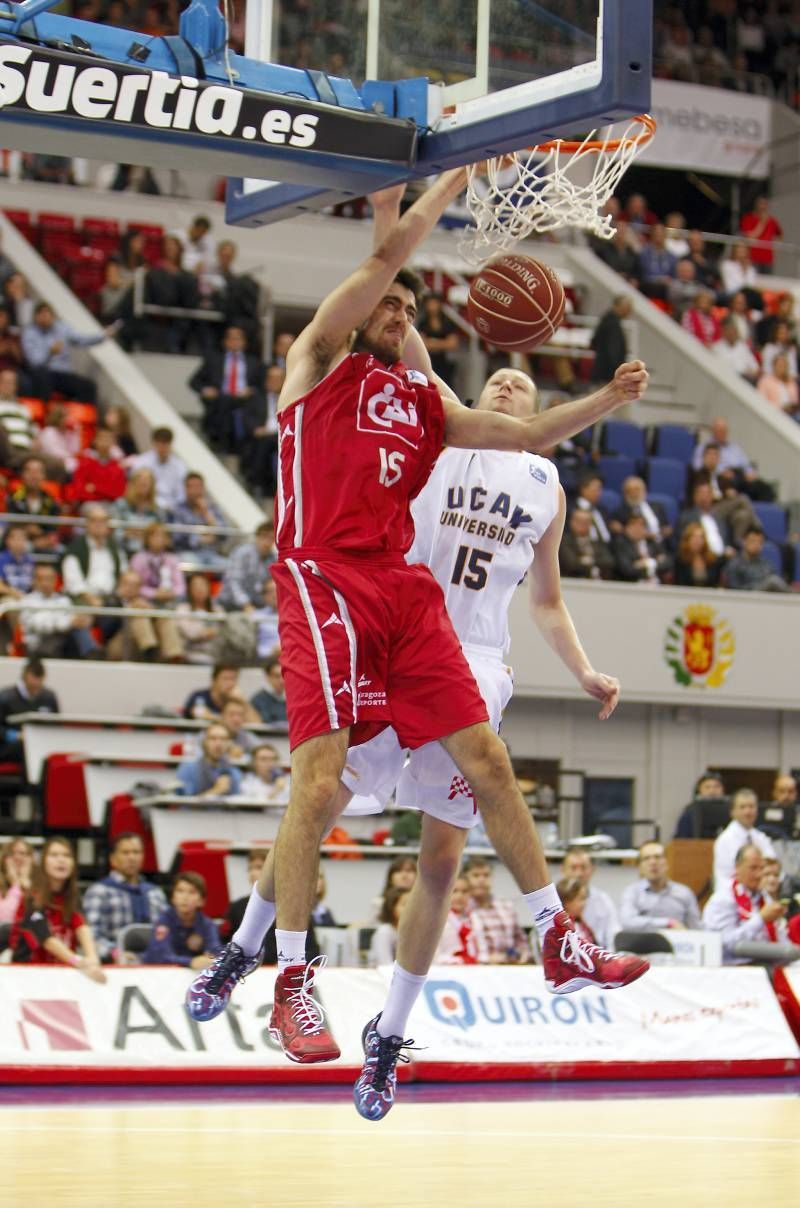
[342,644,513,830]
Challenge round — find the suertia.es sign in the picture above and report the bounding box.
[0,40,417,165]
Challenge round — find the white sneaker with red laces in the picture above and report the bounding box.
[542,911,649,995]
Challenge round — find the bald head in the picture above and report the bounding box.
[476,368,538,419]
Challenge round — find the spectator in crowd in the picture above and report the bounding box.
[434,874,477,964]
[181,215,215,276]
[98,259,129,327]
[312,870,336,928]
[592,220,640,286]
[369,885,410,967]
[130,520,185,611]
[238,742,290,803]
[61,504,127,643]
[0,368,36,453]
[8,455,62,552]
[723,525,789,592]
[610,475,673,544]
[673,521,724,588]
[612,512,672,584]
[663,211,689,258]
[182,662,247,721]
[589,295,631,383]
[130,427,187,513]
[20,302,111,404]
[176,721,242,798]
[703,844,788,963]
[559,508,614,580]
[574,472,612,544]
[372,855,417,921]
[756,291,797,347]
[760,320,798,378]
[560,848,619,949]
[555,877,597,946]
[83,833,168,963]
[0,233,15,291]
[667,258,701,317]
[250,655,288,726]
[189,325,265,450]
[34,404,82,476]
[757,352,799,416]
[217,520,277,611]
[714,468,762,546]
[106,567,185,662]
[0,656,59,761]
[740,195,783,274]
[270,331,295,369]
[143,871,220,968]
[620,840,701,932]
[242,364,284,497]
[254,577,280,659]
[681,289,721,347]
[112,468,163,555]
[711,318,760,383]
[673,771,727,839]
[219,695,260,759]
[141,234,198,352]
[206,240,261,347]
[726,291,756,344]
[0,524,34,597]
[3,272,36,331]
[20,563,99,659]
[10,836,105,981]
[465,855,531,964]
[683,230,719,291]
[0,837,34,924]
[678,478,732,559]
[624,193,658,234]
[220,848,320,964]
[175,572,223,664]
[417,292,460,381]
[104,405,138,458]
[719,241,762,304]
[70,427,128,504]
[714,787,777,887]
[0,306,26,383]
[638,224,676,299]
[768,773,798,827]
[693,417,774,502]
[170,471,227,567]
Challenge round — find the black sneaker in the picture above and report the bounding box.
[184,941,264,1022]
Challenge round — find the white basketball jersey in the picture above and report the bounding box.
[407,447,560,652]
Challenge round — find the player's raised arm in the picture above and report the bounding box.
[286,170,469,380]
[528,487,620,721]
[442,360,649,451]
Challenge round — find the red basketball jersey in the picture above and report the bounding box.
[275,352,446,556]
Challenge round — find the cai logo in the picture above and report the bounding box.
[424,981,476,1031]
[664,604,734,688]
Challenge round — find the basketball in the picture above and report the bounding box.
[466,254,566,352]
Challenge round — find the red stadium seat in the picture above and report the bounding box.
[42,752,91,830]
[37,211,75,231]
[175,840,231,916]
[19,396,46,424]
[107,792,158,874]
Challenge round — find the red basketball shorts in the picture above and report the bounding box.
[271,554,489,751]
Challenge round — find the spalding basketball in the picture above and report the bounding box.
[466,254,566,352]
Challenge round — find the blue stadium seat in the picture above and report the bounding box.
[793,542,800,584]
[599,488,621,515]
[646,457,687,501]
[602,420,647,461]
[653,424,696,463]
[597,454,637,493]
[752,502,787,545]
[648,492,679,529]
[761,539,784,576]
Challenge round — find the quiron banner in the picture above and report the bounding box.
[0,966,796,1081]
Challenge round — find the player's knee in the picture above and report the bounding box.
[462,730,513,794]
[300,768,342,816]
[418,843,462,893]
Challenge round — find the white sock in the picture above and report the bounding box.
[523,883,563,944]
[275,929,307,971]
[231,886,276,957]
[377,964,427,1039]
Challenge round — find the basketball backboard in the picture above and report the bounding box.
[226,0,652,227]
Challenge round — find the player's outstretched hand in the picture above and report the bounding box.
[612,360,649,403]
[580,670,620,720]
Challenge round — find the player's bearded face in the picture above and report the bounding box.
[353,288,416,363]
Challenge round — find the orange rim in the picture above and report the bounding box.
[532,113,656,155]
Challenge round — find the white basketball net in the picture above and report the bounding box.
[461,114,656,264]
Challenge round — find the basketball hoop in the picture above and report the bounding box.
[461,113,656,263]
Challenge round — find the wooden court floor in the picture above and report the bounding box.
[3,1092,798,1208]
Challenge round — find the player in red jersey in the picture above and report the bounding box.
[186,167,649,1062]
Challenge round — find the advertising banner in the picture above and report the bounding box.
[0,965,796,1082]
[638,80,771,177]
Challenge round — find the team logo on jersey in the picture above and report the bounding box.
[448,775,477,813]
[664,604,735,688]
[529,465,548,484]
[357,370,424,449]
[321,612,344,629]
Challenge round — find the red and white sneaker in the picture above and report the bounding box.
[268,955,341,1064]
[542,911,649,995]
